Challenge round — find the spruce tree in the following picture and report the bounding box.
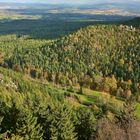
[5,134,24,140]
[0,116,3,139]
[75,108,96,140]
[15,110,43,140]
[0,116,3,132]
[50,104,77,140]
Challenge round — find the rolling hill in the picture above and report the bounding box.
[0,24,139,95]
[0,10,140,139]
[124,17,140,27]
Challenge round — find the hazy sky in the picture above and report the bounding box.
[0,0,140,4]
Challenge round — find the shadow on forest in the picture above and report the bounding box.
[0,13,135,39]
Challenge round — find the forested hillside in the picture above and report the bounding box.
[124,17,140,27]
[0,23,140,139]
[2,25,139,95]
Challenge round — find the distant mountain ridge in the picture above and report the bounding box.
[0,2,140,16]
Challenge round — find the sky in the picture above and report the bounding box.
[0,0,140,4]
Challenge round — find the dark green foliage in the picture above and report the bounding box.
[0,116,3,139]
[0,19,99,40]
[50,105,77,140]
[0,65,138,140]
[15,111,43,140]
[2,25,139,95]
[124,17,140,27]
[75,108,96,140]
[0,22,140,139]
[0,99,43,139]
[0,90,79,140]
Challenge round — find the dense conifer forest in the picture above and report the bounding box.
[0,14,140,139]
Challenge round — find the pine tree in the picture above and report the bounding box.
[0,116,3,139]
[0,116,3,132]
[50,104,77,140]
[75,108,96,140]
[15,110,43,140]
[0,99,43,140]
[5,134,24,140]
